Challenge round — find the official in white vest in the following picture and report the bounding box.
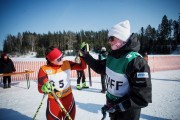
[79,20,152,120]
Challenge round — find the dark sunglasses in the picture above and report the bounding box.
[108,36,115,42]
[57,55,64,62]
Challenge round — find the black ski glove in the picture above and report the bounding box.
[103,99,131,113]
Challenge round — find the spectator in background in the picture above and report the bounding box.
[98,47,108,93]
[139,51,148,62]
[0,53,16,88]
[75,55,89,90]
[143,52,148,62]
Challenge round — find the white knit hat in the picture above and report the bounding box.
[108,20,130,42]
[101,47,106,51]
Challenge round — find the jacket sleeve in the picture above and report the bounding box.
[82,53,106,75]
[69,57,87,70]
[38,68,48,93]
[124,56,152,110]
[116,56,152,111]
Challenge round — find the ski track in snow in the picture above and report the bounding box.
[0,70,180,120]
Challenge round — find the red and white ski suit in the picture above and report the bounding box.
[38,58,86,120]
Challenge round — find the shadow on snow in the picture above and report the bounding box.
[0,108,32,120]
[140,114,171,120]
[152,78,180,82]
[76,101,103,113]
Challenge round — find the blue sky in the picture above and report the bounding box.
[0,0,180,50]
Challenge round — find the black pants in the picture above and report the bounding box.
[77,70,85,84]
[109,109,141,120]
[101,74,106,91]
[3,76,11,84]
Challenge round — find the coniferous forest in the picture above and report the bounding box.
[2,15,180,57]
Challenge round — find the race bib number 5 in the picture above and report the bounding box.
[59,79,64,88]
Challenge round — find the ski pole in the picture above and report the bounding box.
[33,94,47,120]
[86,43,92,86]
[51,90,72,120]
[25,73,30,89]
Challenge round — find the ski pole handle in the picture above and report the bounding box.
[86,43,89,52]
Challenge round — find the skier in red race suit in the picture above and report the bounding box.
[38,46,86,120]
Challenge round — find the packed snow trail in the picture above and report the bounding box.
[0,70,180,120]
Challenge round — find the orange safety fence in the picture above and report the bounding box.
[9,59,100,81]
[1,55,180,81]
[148,55,180,72]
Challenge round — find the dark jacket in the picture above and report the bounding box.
[0,57,16,74]
[82,33,152,112]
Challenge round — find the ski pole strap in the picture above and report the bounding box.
[48,86,72,99]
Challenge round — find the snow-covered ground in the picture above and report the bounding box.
[0,70,180,120]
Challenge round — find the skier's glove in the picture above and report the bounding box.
[79,42,88,57]
[78,50,87,57]
[104,100,131,113]
[41,81,55,93]
[81,42,87,51]
[101,104,115,113]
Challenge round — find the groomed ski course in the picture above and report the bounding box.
[0,70,180,120]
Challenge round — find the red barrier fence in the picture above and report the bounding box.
[148,55,180,72]
[5,55,180,81]
[10,58,100,81]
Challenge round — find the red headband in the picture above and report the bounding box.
[46,48,62,61]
